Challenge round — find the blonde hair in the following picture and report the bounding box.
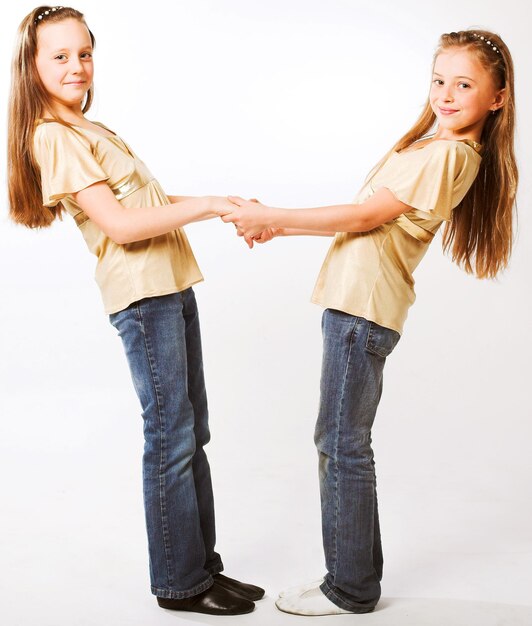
[8,6,95,228]
[368,29,517,279]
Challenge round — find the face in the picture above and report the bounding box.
[430,47,505,141]
[35,18,93,115]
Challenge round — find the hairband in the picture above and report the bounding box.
[34,6,64,25]
[472,33,501,54]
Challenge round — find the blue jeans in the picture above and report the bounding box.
[314,309,400,613]
[109,289,223,599]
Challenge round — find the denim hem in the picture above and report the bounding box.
[207,562,224,576]
[152,575,213,599]
[320,579,376,614]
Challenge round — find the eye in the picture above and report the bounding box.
[458,82,470,89]
[81,52,93,59]
[54,54,67,61]
[432,79,444,86]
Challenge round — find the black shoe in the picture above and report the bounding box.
[214,573,265,601]
[157,581,255,615]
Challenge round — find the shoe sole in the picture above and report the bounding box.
[158,601,255,616]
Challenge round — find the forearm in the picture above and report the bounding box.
[279,227,335,237]
[116,197,216,243]
[166,194,196,203]
[264,204,374,233]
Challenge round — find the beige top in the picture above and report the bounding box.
[33,120,203,314]
[311,139,482,334]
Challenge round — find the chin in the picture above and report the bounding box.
[437,119,462,132]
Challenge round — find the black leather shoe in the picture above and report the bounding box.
[157,581,255,615]
[214,573,265,601]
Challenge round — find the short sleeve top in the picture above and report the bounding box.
[311,139,482,334]
[33,120,203,314]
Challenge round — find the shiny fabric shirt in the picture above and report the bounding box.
[311,139,482,334]
[33,120,203,314]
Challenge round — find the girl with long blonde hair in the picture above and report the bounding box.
[8,5,263,616]
[224,28,517,616]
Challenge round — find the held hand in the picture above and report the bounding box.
[218,196,256,248]
[236,226,281,249]
[221,196,273,239]
[251,227,281,244]
[243,199,279,247]
[242,198,261,248]
[232,221,255,249]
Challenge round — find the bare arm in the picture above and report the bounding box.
[166,195,196,203]
[73,182,234,244]
[248,227,334,246]
[277,228,335,237]
[223,187,411,238]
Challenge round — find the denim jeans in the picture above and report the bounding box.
[109,288,223,599]
[314,309,400,613]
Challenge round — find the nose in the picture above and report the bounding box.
[68,56,84,74]
[441,85,454,102]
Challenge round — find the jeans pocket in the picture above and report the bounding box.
[365,321,400,358]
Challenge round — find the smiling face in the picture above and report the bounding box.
[35,18,94,117]
[430,47,505,142]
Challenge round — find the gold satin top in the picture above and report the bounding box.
[311,139,482,334]
[33,120,203,314]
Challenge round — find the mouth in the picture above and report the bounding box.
[438,107,459,116]
[64,81,86,87]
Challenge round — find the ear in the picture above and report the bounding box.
[491,87,506,112]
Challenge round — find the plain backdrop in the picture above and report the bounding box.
[1,1,531,625]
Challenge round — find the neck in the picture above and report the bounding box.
[42,101,86,125]
[434,118,488,145]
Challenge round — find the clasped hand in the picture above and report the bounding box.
[221,196,277,249]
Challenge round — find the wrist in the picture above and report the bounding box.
[203,196,218,217]
[265,206,283,230]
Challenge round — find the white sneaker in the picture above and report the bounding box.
[275,585,353,616]
[278,578,324,598]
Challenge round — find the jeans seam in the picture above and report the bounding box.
[136,301,175,589]
[331,315,360,583]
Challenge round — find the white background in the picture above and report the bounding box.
[1,1,531,625]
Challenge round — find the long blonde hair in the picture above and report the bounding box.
[8,6,95,228]
[369,29,517,279]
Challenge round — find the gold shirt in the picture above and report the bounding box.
[33,120,203,314]
[311,139,482,334]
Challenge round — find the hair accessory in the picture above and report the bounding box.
[34,6,64,25]
[472,32,501,54]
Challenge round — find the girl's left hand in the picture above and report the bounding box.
[221,196,273,240]
[252,227,280,244]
